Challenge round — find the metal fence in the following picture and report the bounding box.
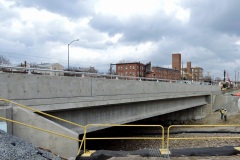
[0,65,212,85]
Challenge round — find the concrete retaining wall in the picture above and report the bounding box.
[12,107,79,158]
[213,94,240,113]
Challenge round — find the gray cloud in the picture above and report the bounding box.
[183,0,240,35]
[89,12,186,44]
[11,0,95,18]
[1,0,240,76]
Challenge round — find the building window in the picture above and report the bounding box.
[133,66,135,69]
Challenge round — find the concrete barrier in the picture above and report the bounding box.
[12,107,79,158]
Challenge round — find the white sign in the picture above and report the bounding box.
[0,122,7,132]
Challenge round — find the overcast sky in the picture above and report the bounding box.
[1,0,240,80]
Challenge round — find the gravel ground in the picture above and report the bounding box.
[0,129,62,160]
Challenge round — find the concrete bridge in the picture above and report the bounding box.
[0,72,221,158]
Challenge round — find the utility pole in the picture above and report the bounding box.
[223,70,226,82]
[235,70,236,85]
[181,62,183,79]
[109,63,112,75]
[139,61,140,77]
[68,39,79,70]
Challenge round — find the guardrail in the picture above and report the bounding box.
[84,124,165,153]
[0,116,81,144]
[2,109,240,158]
[0,65,212,85]
[4,98,239,157]
[167,124,240,150]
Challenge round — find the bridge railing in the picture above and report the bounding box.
[0,65,212,85]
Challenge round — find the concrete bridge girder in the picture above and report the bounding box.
[47,95,210,133]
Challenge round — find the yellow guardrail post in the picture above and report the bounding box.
[84,126,87,154]
[77,128,86,155]
[159,124,169,155]
[167,125,172,151]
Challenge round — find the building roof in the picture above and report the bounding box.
[116,62,145,65]
[152,66,180,71]
[35,63,63,69]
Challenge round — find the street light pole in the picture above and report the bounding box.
[68,39,79,70]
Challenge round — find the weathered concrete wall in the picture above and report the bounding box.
[0,73,220,100]
[12,107,79,159]
[0,73,91,99]
[213,93,240,113]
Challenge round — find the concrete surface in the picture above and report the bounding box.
[12,107,79,159]
[0,73,220,111]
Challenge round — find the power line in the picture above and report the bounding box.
[0,50,112,66]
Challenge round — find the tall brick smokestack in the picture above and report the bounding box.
[187,62,191,74]
[172,53,181,70]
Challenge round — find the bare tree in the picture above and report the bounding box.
[0,55,10,65]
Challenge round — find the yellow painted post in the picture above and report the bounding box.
[161,125,164,149]
[84,126,87,153]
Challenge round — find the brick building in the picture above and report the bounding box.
[114,53,205,81]
[116,62,145,77]
[192,67,203,81]
[182,61,203,81]
[115,61,181,80]
[145,66,181,80]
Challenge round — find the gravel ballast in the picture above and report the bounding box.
[0,129,62,160]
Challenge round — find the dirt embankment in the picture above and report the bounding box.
[200,89,240,125]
